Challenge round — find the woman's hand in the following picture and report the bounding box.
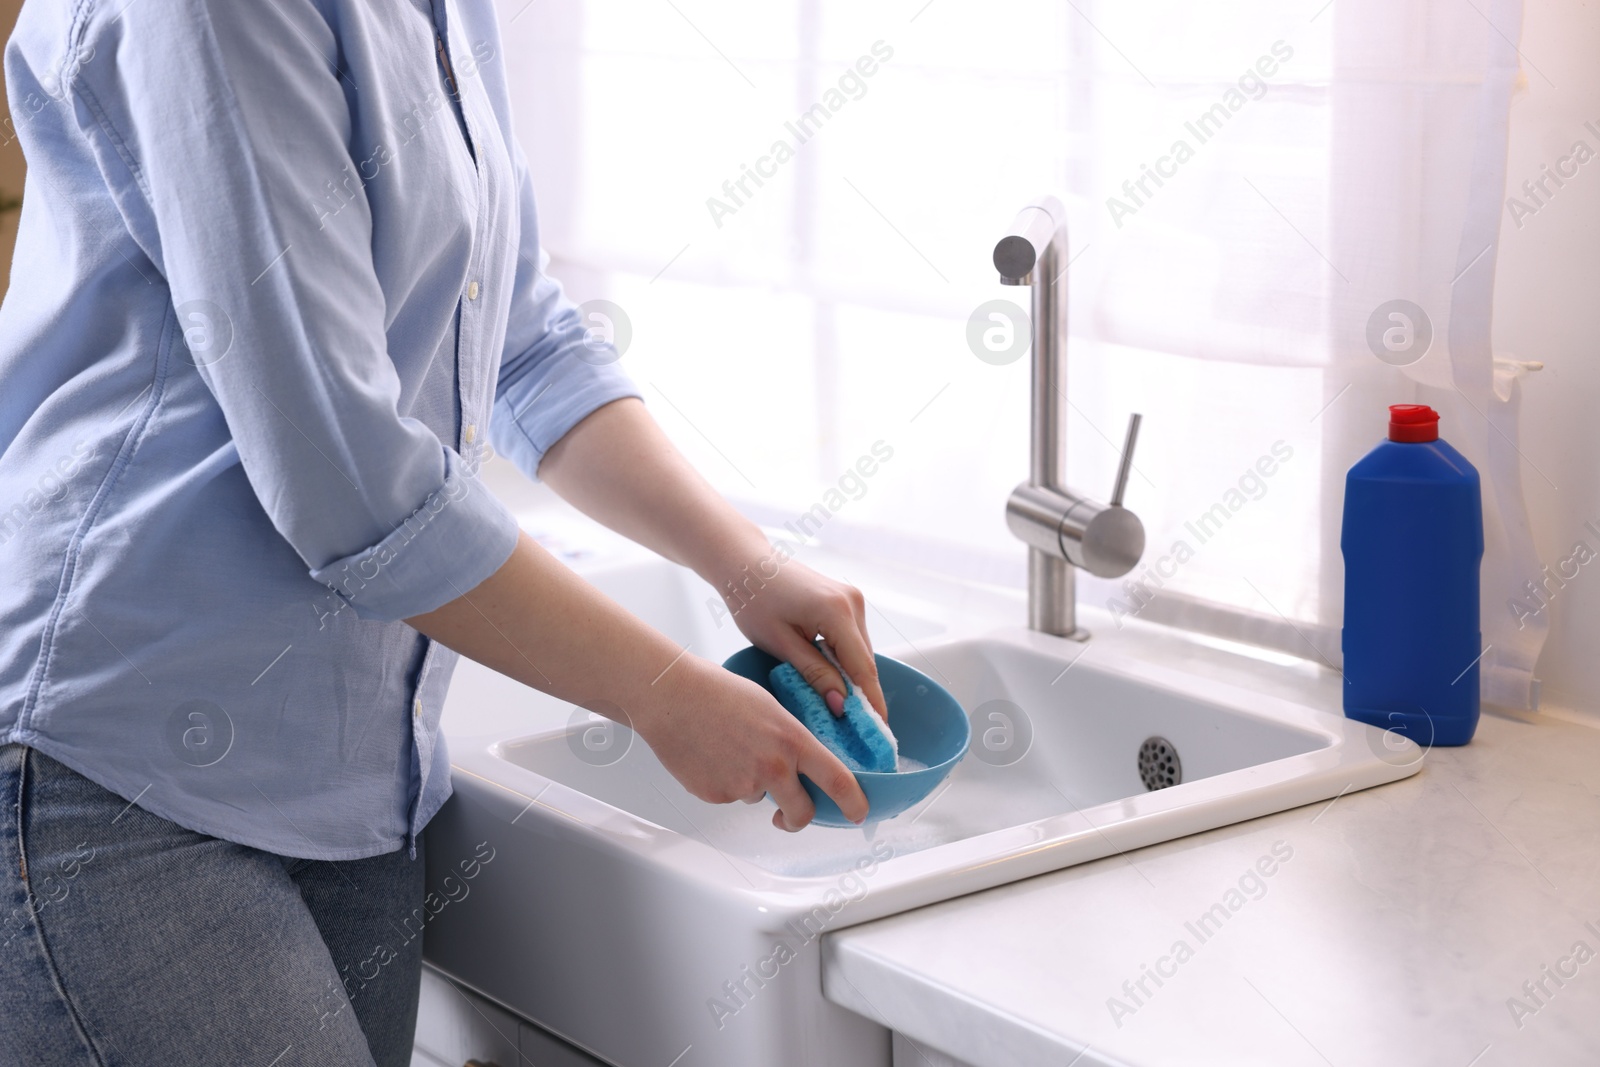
[722,554,890,721]
[636,656,869,831]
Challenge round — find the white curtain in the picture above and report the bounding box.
[1325,0,1543,710]
[499,0,1543,709]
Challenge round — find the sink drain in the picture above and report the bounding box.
[1138,736,1182,790]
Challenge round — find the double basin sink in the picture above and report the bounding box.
[422,535,1421,1067]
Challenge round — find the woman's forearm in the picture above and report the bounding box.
[404,529,869,828]
[406,528,689,718]
[538,398,771,588]
[536,396,889,717]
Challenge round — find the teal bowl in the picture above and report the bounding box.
[722,646,970,827]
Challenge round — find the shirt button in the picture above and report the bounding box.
[464,423,477,445]
[467,281,480,301]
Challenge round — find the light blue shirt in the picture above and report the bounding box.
[0,0,638,859]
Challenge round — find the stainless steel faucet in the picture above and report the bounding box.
[994,195,1146,639]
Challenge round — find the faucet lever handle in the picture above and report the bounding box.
[1110,413,1142,508]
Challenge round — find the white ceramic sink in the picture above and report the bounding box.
[423,548,1421,1067]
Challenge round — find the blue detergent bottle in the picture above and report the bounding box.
[1341,404,1484,746]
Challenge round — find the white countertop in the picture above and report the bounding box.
[823,686,1600,1067]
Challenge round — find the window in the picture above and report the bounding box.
[500,0,1535,695]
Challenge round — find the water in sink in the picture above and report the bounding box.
[493,636,1331,878]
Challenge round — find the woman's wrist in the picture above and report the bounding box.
[688,515,778,600]
[621,647,716,742]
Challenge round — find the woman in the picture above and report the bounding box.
[0,2,884,1063]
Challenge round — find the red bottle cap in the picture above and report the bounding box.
[1388,404,1439,442]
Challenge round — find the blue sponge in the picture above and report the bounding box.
[769,656,898,773]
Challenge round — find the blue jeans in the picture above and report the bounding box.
[0,744,424,1066]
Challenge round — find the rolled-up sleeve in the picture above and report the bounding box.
[73,0,517,621]
[306,448,515,617]
[489,136,641,479]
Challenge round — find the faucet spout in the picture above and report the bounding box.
[994,200,1062,287]
[993,196,1145,639]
